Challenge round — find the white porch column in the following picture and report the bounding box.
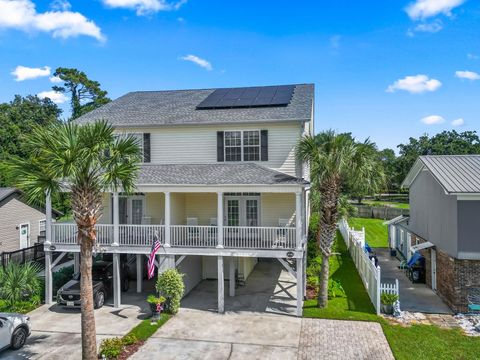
[217,192,224,248]
[74,253,80,274]
[296,257,303,317]
[164,192,171,247]
[112,192,119,246]
[229,257,235,297]
[136,254,143,293]
[45,251,53,305]
[295,191,303,249]
[217,256,224,313]
[113,253,121,308]
[45,190,52,245]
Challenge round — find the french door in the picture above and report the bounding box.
[225,196,259,226]
[118,196,145,224]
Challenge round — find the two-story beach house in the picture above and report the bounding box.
[42,84,314,316]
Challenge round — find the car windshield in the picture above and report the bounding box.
[72,266,110,281]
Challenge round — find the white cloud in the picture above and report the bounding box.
[37,90,68,104]
[386,74,442,94]
[50,0,71,11]
[455,70,480,81]
[406,0,465,20]
[468,53,479,60]
[412,19,443,33]
[451,118,464,126]
[421,115,445,125]
[180,54,212,71]
[11,65,51,81]
[49,75,63,83]
[0,0,104,41]
[102,0,187,15]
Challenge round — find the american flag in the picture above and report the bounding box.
[147,233,162,279]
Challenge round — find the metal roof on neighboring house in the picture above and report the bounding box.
[402,155,480,194]
[136,163,309,186]
[74,84,314,127]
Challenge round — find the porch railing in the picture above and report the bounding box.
[170,225,217,247]
[50,223,296,250]
[119,225,165,246]
[224,226,296,249]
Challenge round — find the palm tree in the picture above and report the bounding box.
[3,120,141,360]
[296,130,383,308]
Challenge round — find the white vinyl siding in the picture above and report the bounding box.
[261,193,296,227]
[118,123,302,176]
[0,197,47,253]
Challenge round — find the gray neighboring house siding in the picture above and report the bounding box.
[0,194,46,253]
[408,170,458,257]
[457,201,480,256]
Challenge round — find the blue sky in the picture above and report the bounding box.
[0,0,479,150]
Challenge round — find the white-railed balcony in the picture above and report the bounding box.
[51,223,297,250]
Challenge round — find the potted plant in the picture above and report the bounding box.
[380,292,399,315]
[146,294,165,321]
[390,247,397,257]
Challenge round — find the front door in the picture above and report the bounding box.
[129,197,145,224]
[225,196,259,226]
[19,223,30,249]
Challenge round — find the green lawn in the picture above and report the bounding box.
[363,200,410,209]
[304,232,480,360]
[348,217,388,248]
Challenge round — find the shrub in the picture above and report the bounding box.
[99,337,123,359]
[122,333,137,346]
[381,292,399,305]
[156,269,184,315]
[328,279,346,299]
[0,262,42,307]
[53,265,74,293]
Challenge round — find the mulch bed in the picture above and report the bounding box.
[117,340,145,360]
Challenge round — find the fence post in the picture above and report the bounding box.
[376,265,381,315]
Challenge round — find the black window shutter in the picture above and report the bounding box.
[217,131,224,162]
[143,133,151,163]
[260,130,268,161]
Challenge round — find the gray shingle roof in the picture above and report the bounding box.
[0,187,17,202]
[137,164,308,186]
[405,155,480,194]
[75,84,314,127]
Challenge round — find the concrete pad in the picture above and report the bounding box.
[376,248,452,314]
[230,343,297,360]
[2,291,148,359]
[152,309,302,347]
[181,259,298,316]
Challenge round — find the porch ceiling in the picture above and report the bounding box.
[137,163,309,187]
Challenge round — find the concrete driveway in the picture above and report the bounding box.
[131,309,302,360]
[2,291,148,360]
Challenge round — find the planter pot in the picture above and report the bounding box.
[381,303,393,315]
[149,302,163,321]
[390,248,397,257]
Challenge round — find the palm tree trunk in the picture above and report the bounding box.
[318,253,330,307]
[317,176,341,308]
[78,227,97,360]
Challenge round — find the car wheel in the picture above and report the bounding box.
[11,327,28,350]
[95,290,105,309]
[122,277,129,292]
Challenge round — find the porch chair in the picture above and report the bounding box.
[273,218,290,249]
[467,288,480,314]
[186,217,199,239]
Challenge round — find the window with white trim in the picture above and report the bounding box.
[224,130,260,162]
[224,131,242,161]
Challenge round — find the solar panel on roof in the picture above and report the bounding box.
[196,85,295,109]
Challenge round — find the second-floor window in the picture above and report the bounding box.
[224,130,260,162]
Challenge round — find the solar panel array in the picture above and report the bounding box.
[196,85,295,109]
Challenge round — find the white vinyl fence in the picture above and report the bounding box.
[338,218,399,314]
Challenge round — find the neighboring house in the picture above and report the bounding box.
[0,187,58,254]
[44,84,314,316]
[393,155,480,312]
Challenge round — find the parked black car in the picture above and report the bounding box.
[57,260,129,309]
